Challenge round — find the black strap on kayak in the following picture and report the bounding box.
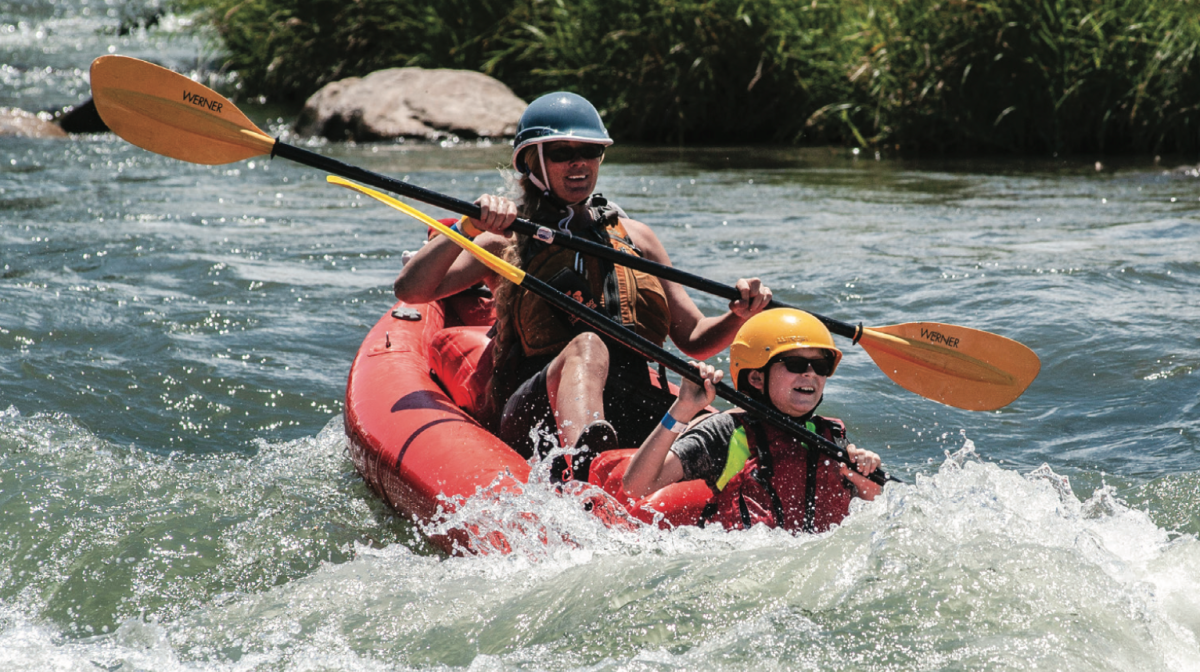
[697,500,718,529]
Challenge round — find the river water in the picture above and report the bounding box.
[4,2,1200,670]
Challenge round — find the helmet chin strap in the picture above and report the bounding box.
[528,144,552,197]
[556,207,574,232]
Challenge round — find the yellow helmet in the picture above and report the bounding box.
[729,308,842,390]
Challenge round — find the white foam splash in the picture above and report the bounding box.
[4,415,1198,671]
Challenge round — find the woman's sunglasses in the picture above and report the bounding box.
[543,143,606,163]
[777,355,835,377]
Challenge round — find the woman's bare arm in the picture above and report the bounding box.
[622,219,772,359]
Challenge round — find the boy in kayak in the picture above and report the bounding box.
[394,92,771,480]
[622,308,883,532]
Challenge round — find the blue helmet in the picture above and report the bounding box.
[512,92,612,174]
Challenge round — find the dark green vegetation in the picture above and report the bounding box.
[181,0,1200,155]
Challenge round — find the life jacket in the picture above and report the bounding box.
[702,414,854,534]
[513,196,671,358]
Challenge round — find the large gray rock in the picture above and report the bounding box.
[1,107,68,138]
[295,68,526,142]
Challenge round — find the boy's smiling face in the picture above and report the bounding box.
[749,347,830,417]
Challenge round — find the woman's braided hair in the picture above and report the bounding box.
[486,149,570,416]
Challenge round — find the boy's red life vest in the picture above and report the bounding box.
[703,414,854,533]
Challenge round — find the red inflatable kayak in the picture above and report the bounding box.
[343,292,715,554]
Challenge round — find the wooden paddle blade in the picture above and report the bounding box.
[90,55,274,165]
[857,322,1040,411]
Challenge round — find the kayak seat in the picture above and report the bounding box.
[588,448,639,504]
[428,326,495,421]
[587,449,715,529]
[634,480,714,529]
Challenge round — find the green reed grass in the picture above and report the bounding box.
[846,0,1200,154]
[180,0,1200,155]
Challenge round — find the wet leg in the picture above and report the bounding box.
[544,332,609,448]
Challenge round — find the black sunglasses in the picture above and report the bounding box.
[777,355,835,377]
[543,143,606,163]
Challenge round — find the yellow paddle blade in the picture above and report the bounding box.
[326,176,527,285]
[90,55,275,165]
[857,322,1040,411]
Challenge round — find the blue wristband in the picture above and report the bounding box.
[660,412,683,433]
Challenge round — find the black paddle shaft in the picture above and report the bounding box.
[510,270,897,486]
[289,142,898,485]
[522,271,897,486]
[272,142,863,342]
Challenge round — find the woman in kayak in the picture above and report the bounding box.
[394,92,771,481]
[622,308,883,532]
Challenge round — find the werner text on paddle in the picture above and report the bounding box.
[182,89,223,113]
[920,327,960,349]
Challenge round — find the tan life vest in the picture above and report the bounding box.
[514,203,671,358]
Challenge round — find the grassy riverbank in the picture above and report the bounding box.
[181,0,1200,155]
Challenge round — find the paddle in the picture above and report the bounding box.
[89,54,1040,411]
[327,175,898,487]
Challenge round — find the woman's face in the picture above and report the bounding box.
[529,141,604,205]
[748,347,830,417]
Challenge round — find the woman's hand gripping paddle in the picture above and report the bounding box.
[327,175,899,486]
[90,54,1039,412]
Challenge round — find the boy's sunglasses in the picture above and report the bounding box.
[543,143,606,163]
[777,355,835,377]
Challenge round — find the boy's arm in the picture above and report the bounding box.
[622,362,722,499]
[621,423,687,499]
